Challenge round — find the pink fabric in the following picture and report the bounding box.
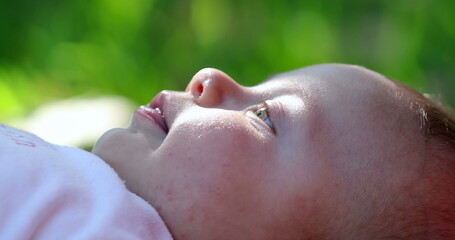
[0,124,173,240]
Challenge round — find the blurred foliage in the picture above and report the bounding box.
[0,0,454,121]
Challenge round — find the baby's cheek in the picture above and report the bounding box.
[174,129,265,211]
[153,115,276,229]
[201,130,272,212]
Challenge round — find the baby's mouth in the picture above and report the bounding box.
[148,92,170,134]
[154,106,169,134]
[138,105,169,134]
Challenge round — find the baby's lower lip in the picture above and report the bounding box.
[135,105,169,133]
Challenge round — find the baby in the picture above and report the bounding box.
[1,63,454,239]
[93,63,455,239]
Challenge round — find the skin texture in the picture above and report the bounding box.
[93,64,427,239]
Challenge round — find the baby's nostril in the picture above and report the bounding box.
[197,83,204,96]
[190,68,211,99]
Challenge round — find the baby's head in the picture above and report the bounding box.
[93,64,455,239]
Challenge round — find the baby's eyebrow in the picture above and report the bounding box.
[260,75,306,102]
[290,80,306,98]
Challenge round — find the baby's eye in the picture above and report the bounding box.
[253,103,274,129]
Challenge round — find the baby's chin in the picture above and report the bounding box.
[92,128,141,167]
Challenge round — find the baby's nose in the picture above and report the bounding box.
[186,68,245,107]
[186,68,212,97]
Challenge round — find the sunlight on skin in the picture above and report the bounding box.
[93,64,426,239]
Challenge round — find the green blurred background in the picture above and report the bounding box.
[1,0,454,122]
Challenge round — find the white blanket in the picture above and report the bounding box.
[0,124,173,240]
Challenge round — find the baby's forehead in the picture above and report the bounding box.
[261,64,409,98]
[259,64,420,125]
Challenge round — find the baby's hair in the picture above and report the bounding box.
[382,78,455,239]
[418,95,455,239]
[420,94,455,140]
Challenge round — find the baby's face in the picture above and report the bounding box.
[93,64,425,239]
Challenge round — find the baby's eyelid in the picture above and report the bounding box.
[262,101,275,131]
[252,101,275,133]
